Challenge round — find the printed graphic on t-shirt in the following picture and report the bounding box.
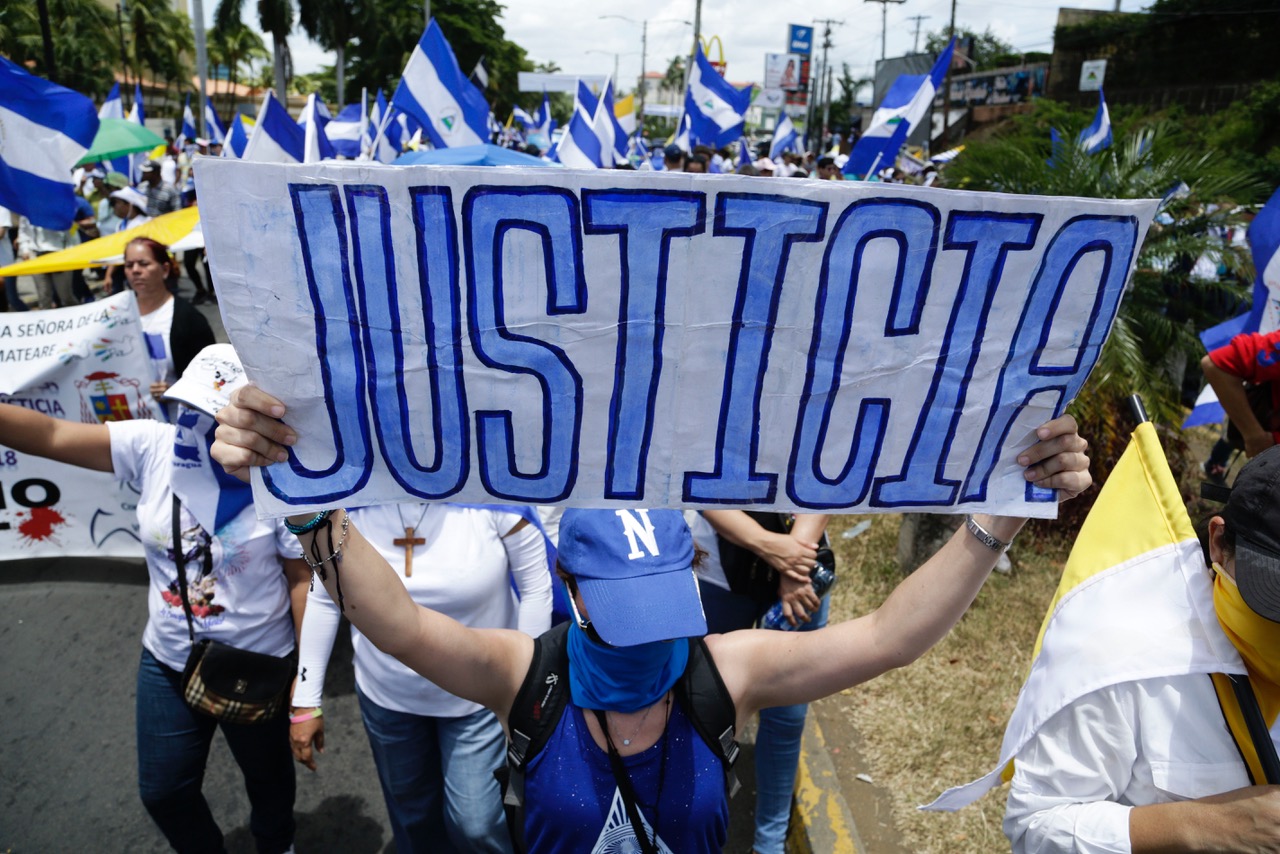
[590,788,674,854]
[158,518,226,620]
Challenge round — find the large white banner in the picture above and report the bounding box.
[0,293,151,558]
[197,161,1158,517]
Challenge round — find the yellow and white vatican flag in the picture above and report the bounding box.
[925,420,1246,810]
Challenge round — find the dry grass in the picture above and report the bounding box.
[823,513,1072,854]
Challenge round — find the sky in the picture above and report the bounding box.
[265,0,1142,97]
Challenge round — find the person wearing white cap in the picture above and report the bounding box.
[103,188,152,296]
[212,386,1092,853]
[0,345,306,854]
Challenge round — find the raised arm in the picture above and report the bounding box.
[213,386,534,724]
[0,402,113,473]
[710,416,1090,727]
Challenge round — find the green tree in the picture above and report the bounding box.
[945,108,1264,492]
[342,0,530,114]
[126,0,194,113]
[215,0,293,98]
[662,54,684,95]
[0,0,117,96]
[209,20,269,113]
[297,0,356,107]
[923,26,1014,72]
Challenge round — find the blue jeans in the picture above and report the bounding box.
[3,278,27,311]
[357,686,512,854]
[136,648,295,854]
[697,579,831,854]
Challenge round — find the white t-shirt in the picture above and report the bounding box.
[292,504,553,716]
[108,419,297,671]
[1005,672,1276,853]
[687,510,730,590]
[140,297,176,386]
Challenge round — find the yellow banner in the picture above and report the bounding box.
[0,206,201,277]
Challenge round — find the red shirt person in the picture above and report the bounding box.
[1202,329,1280,458]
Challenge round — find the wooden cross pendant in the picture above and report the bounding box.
[393,527,426,577]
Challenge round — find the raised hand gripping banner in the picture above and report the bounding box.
[0,293,152,558]
[196,161,1158,517]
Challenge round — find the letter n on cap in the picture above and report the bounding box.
[615,509,660,560]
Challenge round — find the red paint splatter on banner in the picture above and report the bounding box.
[19,507,66,543]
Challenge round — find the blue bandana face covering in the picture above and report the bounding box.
[566,621,689,713]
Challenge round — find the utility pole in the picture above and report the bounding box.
[424,0,430,29]
[942,0,957,146]
[812,18,841,153]
[908,14,929,53]
[679,0,703,104]
[864,0,905,63]
[192,0,209,137]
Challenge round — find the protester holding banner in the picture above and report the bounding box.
[288,502,552,853]
[123,237,215,406]
[212,387,1090,852]
[0,347,308,854]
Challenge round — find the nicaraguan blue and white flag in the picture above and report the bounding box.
[683,43,751,149]
[365,90,400,162]
[98,83,131,174]
[671,109,692,156]
[534,90,556,146]
[845,38,954,178]
[127,82,149,181]
[0,55,99,229]
[770,114,800,160]
[222,113,253,158]
[595,79,628,166]
[179,94,198,148]
[555,80,605,169]
[1078,89,1112,154]
[326,101,365,158]
[1181,187,1280,428]
[513,105,537,127]
[298,93,337,162]
[242,90,305,163]
[391,19,490,149]
[203,96,227,144]
[99,82,123,120]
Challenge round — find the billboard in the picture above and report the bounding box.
[764,53,803,91]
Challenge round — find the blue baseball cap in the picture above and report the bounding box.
[558,508,706,646]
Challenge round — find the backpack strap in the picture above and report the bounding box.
[501,621,572,853]
[675,636,742,798]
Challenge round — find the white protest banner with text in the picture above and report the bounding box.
[0,293,152,558]
[197,160,1157,517]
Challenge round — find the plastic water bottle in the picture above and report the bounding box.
[759,562,836,631]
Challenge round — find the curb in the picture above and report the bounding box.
[787,714,863,854]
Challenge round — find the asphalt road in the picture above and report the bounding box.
[1,280,765,853]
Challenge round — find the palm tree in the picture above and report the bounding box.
[297,0,356,107]
[947,115,1264,496]
[210,20,268,113]
[2,0,117,96]
[215,0,292,98]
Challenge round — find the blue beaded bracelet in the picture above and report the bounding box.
[285,510,334,535]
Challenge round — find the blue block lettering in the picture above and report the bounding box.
[874,211,1042,506]
[683,193,828,504]
[788,199,940,508]
[464,187,586,502]
[961,214,1140,503]
[264,184,373,504]
[347,185,469,499]
[583,189,706,500]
